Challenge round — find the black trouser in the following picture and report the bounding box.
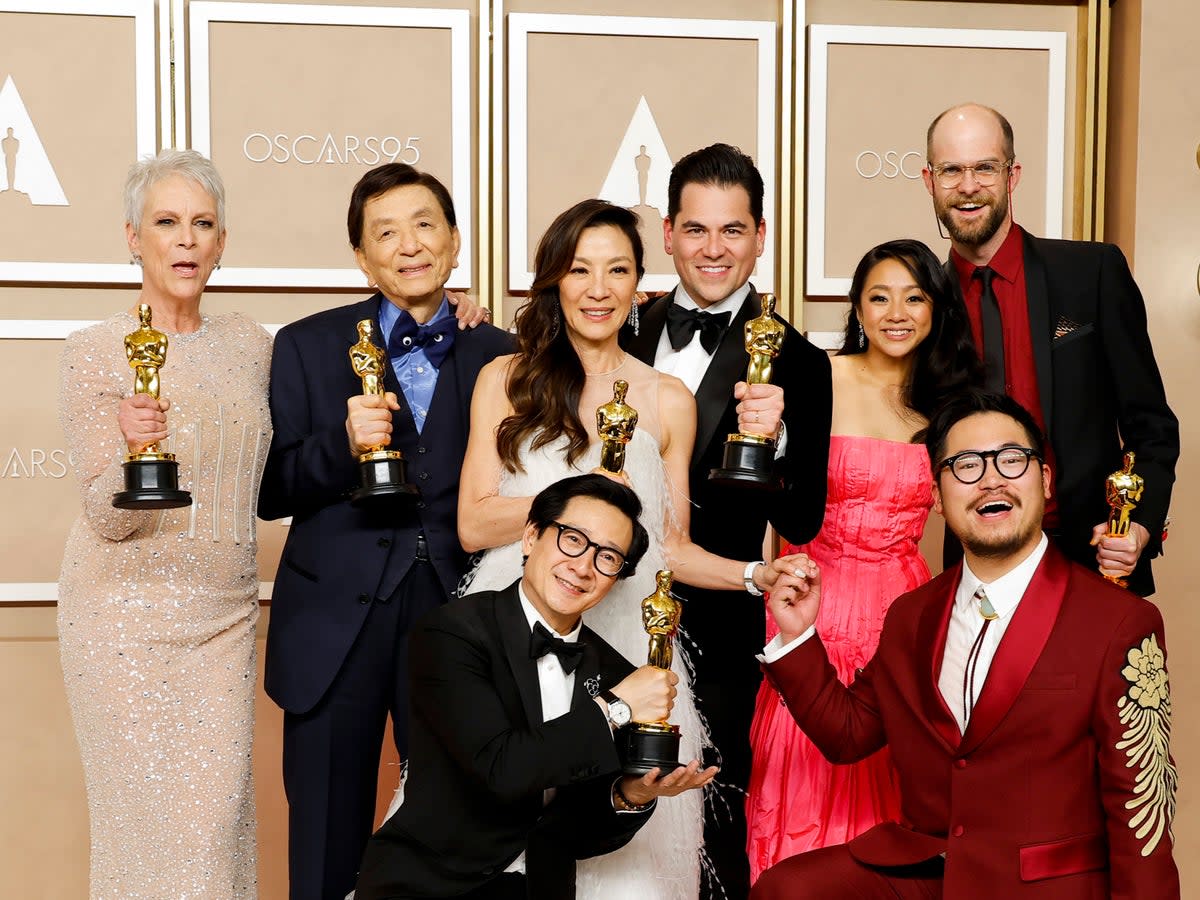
[282,558,446,900]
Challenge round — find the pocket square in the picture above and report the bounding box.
[1053,315,1085,340]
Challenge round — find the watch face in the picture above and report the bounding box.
[610,699,631,727]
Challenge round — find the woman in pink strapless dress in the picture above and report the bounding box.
[746,240,982,880]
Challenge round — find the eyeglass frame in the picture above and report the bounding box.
[936,446,1042,485]
[926,158,1014,189]
[548,522,628,577]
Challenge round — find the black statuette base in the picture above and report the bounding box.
[352,453,420,506]
[619,724,682,776]
[708,435,782,490]
[112,457,192,510]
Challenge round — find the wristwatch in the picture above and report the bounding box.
[600,689,632,728]
[744,560,765,597]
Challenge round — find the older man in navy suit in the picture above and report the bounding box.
[258,163,511,900]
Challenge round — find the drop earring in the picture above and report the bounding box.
[627,298,640,336]
[856,319,866,350]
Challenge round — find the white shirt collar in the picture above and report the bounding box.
[517,583,582,642]
[672,281,752,318]
[957,533,1049,619]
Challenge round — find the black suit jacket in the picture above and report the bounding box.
[355,583,651,900]
[948,232,1178,595]
[257,295,513,713]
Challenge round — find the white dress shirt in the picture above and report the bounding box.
[652,283,751,393]
[937,534,1048,734]
[759,534,1050,736]
[504,586,582,874]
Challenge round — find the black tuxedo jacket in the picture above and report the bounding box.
[257,295,513,713]
[625,286,832,557]
[355,583,651,900]
[948,233,1178,595]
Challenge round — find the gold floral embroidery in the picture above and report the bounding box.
[1116,633,1177,856]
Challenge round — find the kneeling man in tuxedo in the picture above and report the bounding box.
[357,474,717,900]
[752,392,1178,900]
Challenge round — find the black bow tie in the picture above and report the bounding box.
[529,621,586,675]
[665,304,732,354]
[387,311,457,368]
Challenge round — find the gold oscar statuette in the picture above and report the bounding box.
[618,570,683,776]
[111,304,192,509]
[349,319,419,505]
[596,379,638,476]
[708,293,785,489]
[1102,451,1145,588]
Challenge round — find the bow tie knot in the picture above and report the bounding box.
[529,621,586,675]
[387,311,457,368]
[666,304,732,354]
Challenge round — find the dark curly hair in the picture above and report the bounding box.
[840,239,982,419]
[496,200,645,473]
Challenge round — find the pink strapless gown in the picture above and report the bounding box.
[746,435,933,881]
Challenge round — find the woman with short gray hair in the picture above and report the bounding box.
[57,148,271,896]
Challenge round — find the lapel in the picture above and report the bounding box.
[625,292,670,364]
[913,569,962,752]
[958,544,1070,755]
[423,321,472,435]
[691,289,757,464]
[494,583,543,726]
[571,626,604,710]
[1021,234,1055,437]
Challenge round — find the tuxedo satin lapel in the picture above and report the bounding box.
[915,571,961,752]
[692,291,756,464]
[958,546,1069,755]
[494,585,543,726]
[571,631,603,710]
[1023,236,1055,437]
[626,292,671,364]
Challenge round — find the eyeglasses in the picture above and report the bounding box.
[937,447,1040,484]
[550,522,627,577]
[927,160,1013,189]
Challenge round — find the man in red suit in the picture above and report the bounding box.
[751,391,1178,899]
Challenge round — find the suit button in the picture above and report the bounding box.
[417,446,428,454]
[417,501,427,510]
[954,758,967,769]
[357,593,370,604]
[419,471,430,481]
[377,537,392,548]
[951,825,964,837]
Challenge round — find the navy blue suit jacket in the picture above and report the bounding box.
[258,294,512,713]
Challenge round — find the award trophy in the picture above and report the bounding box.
[112,304,192,509]
[1102,451,1144,587]
[596,379,638,476]
[618,570,683,776]
[708,293,784,490]
[348,319,419,505]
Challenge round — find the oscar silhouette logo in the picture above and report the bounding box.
[112,304,192,509]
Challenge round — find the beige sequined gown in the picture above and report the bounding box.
[57,311,272,899]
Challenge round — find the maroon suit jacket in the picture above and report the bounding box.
[765,544,1179,899]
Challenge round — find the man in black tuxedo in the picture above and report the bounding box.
[356,474,719,900]
[923,104,1178,596]
[258,163,512,899]
[625,143,833,899]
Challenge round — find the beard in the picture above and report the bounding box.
[957,507,1042,562]
[936,189,1010,247]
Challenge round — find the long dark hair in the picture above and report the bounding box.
[496,200,645,473]
[839,239,982,418]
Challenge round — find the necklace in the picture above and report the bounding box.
[584,353,627,377]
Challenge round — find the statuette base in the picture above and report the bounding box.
[708,434,782,490]
[619,722,682,776]
[113,454,192,510]
[352,450,419,506]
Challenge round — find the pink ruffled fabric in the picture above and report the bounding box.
[747,435,933,881]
